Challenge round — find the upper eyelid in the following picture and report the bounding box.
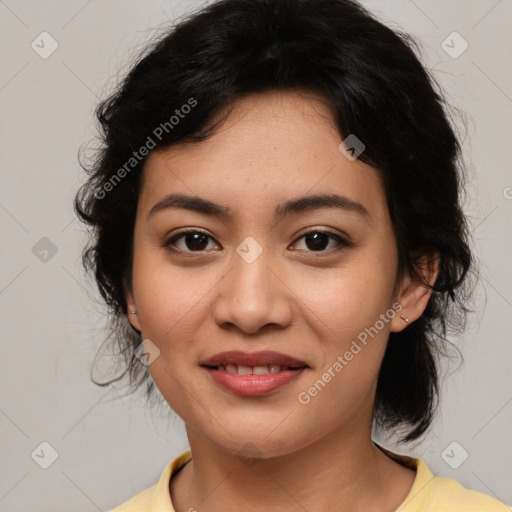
[165,228,350,251]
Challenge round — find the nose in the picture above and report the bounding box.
[211,250,293,335]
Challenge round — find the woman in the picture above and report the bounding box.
[74,0,510,510]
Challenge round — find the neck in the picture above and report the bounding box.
[170,425,416,512]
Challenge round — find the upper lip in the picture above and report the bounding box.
[201,350,308,368]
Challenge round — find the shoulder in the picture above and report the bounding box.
[106,449,193,512]
[106,487,154,512]
[399,458,511,511]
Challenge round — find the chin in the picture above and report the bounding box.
[207,424,318,461]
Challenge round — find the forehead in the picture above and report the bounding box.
[139,90,386,222]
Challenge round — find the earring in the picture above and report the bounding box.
[400,314,409,323]
[130,309,137,314]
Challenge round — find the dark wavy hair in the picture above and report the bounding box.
[74,0,476,443]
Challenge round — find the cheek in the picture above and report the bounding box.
[132,241,214,336]
[291,246,396,394]
[296,246,397,340]
[132,258,206,418]
[129,255,205,416]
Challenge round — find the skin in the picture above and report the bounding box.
[125,89,439,512]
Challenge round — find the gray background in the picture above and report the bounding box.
[1,0,511,510]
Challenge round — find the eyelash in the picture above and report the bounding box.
[162,229,352,256]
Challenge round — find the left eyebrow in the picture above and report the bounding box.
[147,192,371,221]
[274,193,370,221]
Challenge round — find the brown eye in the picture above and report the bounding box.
[163,228,351,256]
[164,230,218,253]
[291,230,351,253]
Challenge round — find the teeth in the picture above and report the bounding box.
[226,364,237,374]
[216,363,290,374]
[237,365,252,375]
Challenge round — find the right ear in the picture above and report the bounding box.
[124,280,142,332]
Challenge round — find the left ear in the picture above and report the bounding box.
[390,250,440,333]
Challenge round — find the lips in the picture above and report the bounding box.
[200,350,309,369]
[200,351,309,396]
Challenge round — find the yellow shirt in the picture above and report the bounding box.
[107,448,510,511]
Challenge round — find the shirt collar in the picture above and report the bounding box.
[150,449,192,511]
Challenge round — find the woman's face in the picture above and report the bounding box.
[127,90,408,457]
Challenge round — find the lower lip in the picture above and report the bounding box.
[202,367,307,396]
